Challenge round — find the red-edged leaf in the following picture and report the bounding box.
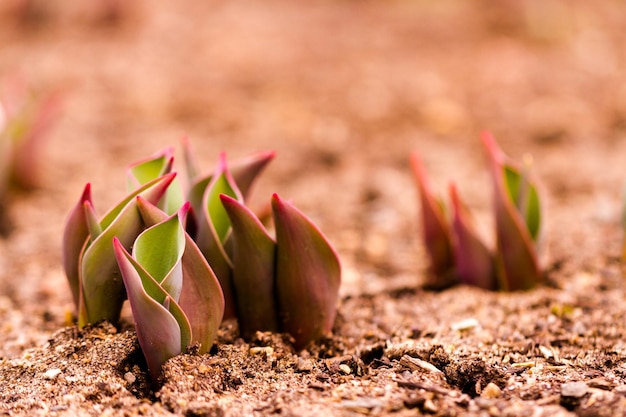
[62,183,92,309]
[220,194,278,340]
[409,152,456,288]
[272,194,341,350]
[194,154,240,319]
[229,150,275,199]
[482,132,541,291]
[114,238,191,383]
[177,232,225,353]
[449,184,496,290]
[137,198,224,353]
[78,174,176,327]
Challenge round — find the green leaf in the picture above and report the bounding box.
[410,152,456,289]
[98,173,177,230]
[137,198,224,354]
[194,154,242,319]
[83,200,102,240]
[126,148,184,215]
[220,194,278,340]
[133,213,185,300]
[127,148,174,190]
[78,173,176,327]
[503,163,542,242]
[272,193,341,350]
[482,132,541,291]
[114,238,191,383]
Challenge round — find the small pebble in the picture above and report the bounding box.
[451,318,479,332]
[561,381,588,398]
[339,364,352,375]
[43,368,62,380]
[124,372,136,384]
[481,382,502,399]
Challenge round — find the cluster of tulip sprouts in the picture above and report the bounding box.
[63,142,341,382]
[411,132,544,291]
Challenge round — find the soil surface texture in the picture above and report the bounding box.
[1,1,625,416]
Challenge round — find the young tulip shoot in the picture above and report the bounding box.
[62,173,176,327]
[114,204,224,383]
[412,133,544,292]
[481,132,542,291]
[410,152,456,288]
[65,141,340,365]
[272,194,341,350]
[449,184,496,290]
[220,194,278,339]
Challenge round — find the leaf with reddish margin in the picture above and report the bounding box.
[220,194,278,340]
[126,147,183,215]
[184,141,274,201]
[62,183,92,309]
[195,154,241,319]
[409,152,456,289]
[228,150,275,199]
[449,184,496,290]
[137,198,224,353]
[78,173,176,327]
[481,132,541,291]
[113,238,191,383]
[126,147,175,190]
[272,193,341,350]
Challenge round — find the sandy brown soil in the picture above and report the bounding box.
[0,0,625,415]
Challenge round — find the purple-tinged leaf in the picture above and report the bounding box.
[220,194,278,340]
[78,173,176,327]
[83,200,102,240]
[62,183,92,309]
[114,238,191,383]
[449,184,496,290]
[177,230,225,353]
[228,150,275,199]
[272,193,341,350]
[137,197,224,353]
[181,136,200,184]
[409,152,456,289]
[98,173,176,231]
[482,132,541,291]
[195,154,241,319]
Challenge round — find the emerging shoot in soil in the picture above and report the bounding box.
[63,141,342,380]
[411,132,544,291]
[0,76,60,235]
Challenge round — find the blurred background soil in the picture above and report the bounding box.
[0,1,625,415]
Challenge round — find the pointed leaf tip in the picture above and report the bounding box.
[220,193,278,339]
[272,194,341,350]
[481,133,542,291]
[113,237,186,383]
[409,152,456,288]
[449,184,495,290]
[62,183,95,310]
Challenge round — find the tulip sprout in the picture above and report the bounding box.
[63,142,342,381]
[0,77,60,235]
[411,132,544,291]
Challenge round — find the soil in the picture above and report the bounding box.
[1,1,626,416]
